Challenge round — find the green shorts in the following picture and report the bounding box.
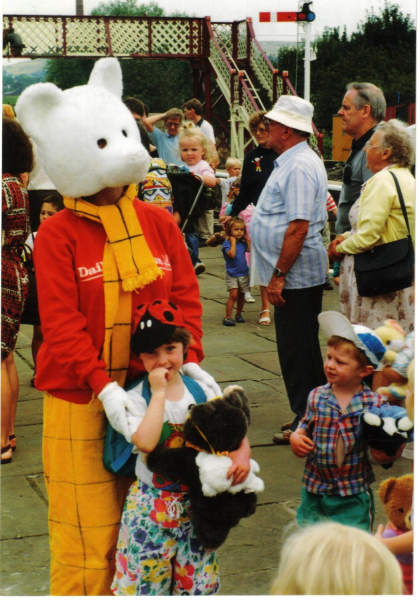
[296,487,375,532]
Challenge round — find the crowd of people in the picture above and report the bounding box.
[1,57,414,596]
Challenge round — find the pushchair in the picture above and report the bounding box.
[167,172,216,234]
[167,172,217,271]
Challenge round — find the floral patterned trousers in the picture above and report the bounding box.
[112,480,220,596]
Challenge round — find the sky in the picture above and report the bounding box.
[2,0,418,42]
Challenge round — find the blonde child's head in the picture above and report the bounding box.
[225,157,241,178]
[179,123,211,163]
[270,522,404,595]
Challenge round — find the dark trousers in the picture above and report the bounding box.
[185,232,199,266]
[274,284,326,430]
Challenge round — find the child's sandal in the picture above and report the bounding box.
[259,309,271,325]
[223,317,236,326]
[235,314,245,323]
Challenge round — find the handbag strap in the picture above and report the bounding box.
[389,171,412,239]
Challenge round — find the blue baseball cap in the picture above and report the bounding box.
[318,311,386,368]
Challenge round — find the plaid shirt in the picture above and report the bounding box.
[298,383,385,497]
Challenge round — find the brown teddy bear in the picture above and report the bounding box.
[378,474,413,594]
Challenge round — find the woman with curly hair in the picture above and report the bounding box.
[329,119,415,332]
[2,116,33,464]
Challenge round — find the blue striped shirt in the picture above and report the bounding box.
[298,383,385,497]
[250,141,328,288]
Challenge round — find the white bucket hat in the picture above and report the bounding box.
[318,311,386,368]
[265,95,314,134]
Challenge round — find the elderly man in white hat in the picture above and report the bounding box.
[249,95,328,444]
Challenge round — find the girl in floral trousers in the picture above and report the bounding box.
[111,301,220,596]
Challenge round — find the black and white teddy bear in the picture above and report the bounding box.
[147,385,264,550]
[359,404,414,468]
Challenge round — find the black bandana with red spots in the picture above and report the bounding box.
[131,300,186,355]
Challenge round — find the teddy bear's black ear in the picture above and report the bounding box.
[222,385,251,424]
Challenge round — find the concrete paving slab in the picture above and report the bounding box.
[200,355,280,383]
[248,404,292,446]
[252,446,304,504]
[202,332,276,357]
[219,379,286,405]
[15,397,44,427]
[1,424,43,478]
[237,351,281,376]
[0,536,49,596]
[218,503,295,594]
[1,475,48,539]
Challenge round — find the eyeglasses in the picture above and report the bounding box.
[364,141,386,150]
[167,122,181,128]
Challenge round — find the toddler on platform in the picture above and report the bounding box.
[207,218,252,326]
[178,124,216,276]
[290,311,404,532]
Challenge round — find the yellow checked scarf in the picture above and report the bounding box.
[63,185,163,400]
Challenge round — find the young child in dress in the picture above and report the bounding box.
[290,311,404,532]
[112,300,220,596]
[206,217,252,327]
[22,194,64,386]
[270,521,404,595]
[178,124,216,275]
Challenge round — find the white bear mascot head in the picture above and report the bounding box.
[16,58,150,198]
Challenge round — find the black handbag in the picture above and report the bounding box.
[354,171,414,297]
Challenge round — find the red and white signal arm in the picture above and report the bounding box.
[259,4,315,23]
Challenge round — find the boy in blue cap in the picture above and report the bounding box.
[290,311,403,532]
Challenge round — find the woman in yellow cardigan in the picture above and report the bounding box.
[329,120,415,332]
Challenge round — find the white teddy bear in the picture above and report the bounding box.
[196,453,265,497]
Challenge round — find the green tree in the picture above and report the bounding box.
[91,1,163,17]
[45,1,193,109]
[277,3,416,134]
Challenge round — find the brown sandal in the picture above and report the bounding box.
[9,434,16,452]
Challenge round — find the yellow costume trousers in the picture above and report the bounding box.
[43,393,132,596]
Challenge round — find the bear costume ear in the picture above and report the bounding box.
[378,477,396,504]
[88,57,123,98]
[15,82,63,142]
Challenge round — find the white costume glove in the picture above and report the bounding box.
[181,362,222,399]
[98,382,131,442]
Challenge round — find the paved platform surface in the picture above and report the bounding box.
[0,244,411,595]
